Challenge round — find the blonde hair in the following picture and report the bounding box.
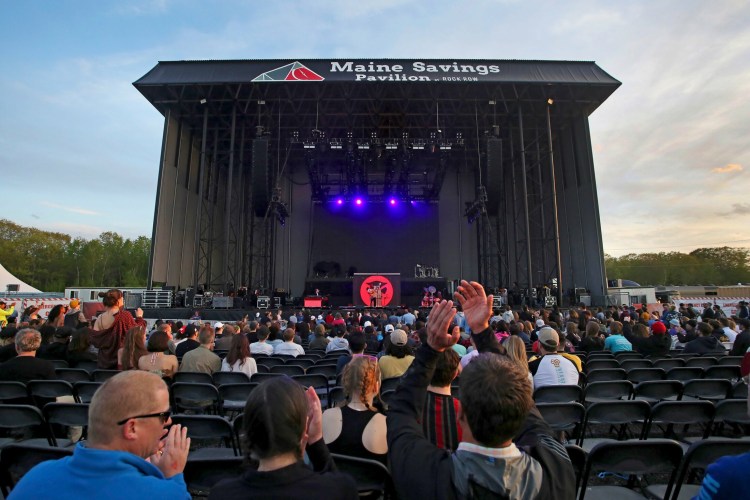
[341,356,381,411]
[504,336,529,375]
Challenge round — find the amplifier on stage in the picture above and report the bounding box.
[257,296,270,309]
[304,296,324,308]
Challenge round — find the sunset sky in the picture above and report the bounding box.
[2,0,748,256]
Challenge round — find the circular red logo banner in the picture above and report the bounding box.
[359,275,394,307]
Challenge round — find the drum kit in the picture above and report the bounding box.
[414,264,440,278]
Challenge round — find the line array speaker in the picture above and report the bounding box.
[485,137,502,215]
[252,139,270,217]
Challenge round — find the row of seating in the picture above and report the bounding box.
[564,350,736,361]
[538,398,750,451]
[579,365,742,385]
[569,438,750,499]
[582,356,742,372]
[534,379,747,405]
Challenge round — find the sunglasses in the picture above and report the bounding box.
[117,409,172,426]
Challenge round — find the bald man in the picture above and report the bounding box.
[9,371,191,500]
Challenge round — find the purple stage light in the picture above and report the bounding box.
[389,197,397,206]
[336,198,344,205]
[355,198,363,206]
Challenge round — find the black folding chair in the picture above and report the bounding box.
[73,382,102,404]
[48,359,69,369]
[307,364,338,380]
[577,439,683,500]
[212,371,251,387]
[585,368,627,383]
[614,352,644,361]
[284,358,316,369]
[577,400,650,451]
[270,364,306,376]
[712,399,750,436]
[619,359,653,371]
[665,367,704,382]
[717,356,743,366]
[682,378,732,403]
[685,357,719,369]
[644,400,714,443]
[730,380,748,400]
[53,368,91,384]
[325,349,350,359]
[171,382,220,414]
[330,453,396,499]
[704,365,741,381]
[171,414,237,458]
[73,360,98,373]
[0,443,72,496]
[0,405,52,448]
[26,380,75,408]
[627,367,666,383]
[292,374,330,406]
[218,383,257,415]
[536,402,585,441]
[328,386,348,408]
[255,357,286,369]
[632,380,683,405]
[653,358,685,370]
[249,372,285,383]
[565,443,587,493]
[174,372,214,385]
[91,369,119,382]
[585,359,620,372]
[0,382,29,403]
[533,385,582,403]
[643,439,750,500]
[42,402,89,447]
[583,380,633,405]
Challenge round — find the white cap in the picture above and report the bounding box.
[214,322,224,329]
[364,321,372,327]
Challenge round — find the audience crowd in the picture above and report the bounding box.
[0,288,748,499]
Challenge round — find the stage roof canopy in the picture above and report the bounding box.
[134,58,620,202]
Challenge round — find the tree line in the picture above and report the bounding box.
[1,219,748,292]
[605,247,750,286]
[0,219,150,292]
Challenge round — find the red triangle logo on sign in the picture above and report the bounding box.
[252,62,325,82]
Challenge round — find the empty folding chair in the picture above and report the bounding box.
[644,400,714,444]
[73,382,102,404]
[665,366,704,382]
[583,380,633,405]
[585,368,626,383]
[643,439,750,500]
[284,358,315,369]
[255,357,285,369]
[536,402,585,441]
[717,356,743,366]
[704,365,741,381]
[72,360,98,373]
[42,403,89,447]
[682,379,732,403]
[270,364,306,376]
[171,382,220,414]
[330,453,396,499]
[685,357,719,369]
[249,372,285,384]
[325,349,350,359]
[218,383,257,416]
[212,372,251,387]
[632,380,683,406]
[653,358,685,371]
[614,352,643,361]
[298,353,323,361]
[585,359,620,372]
[174,372,214,385]
[0,405,52,448]
[564,444,587,493]
[730,380,748,400]
[619,359,652,371]
[712,399,750,436]
[0,382,29,404]
[587,352,614,360]
[53,368,91,384]
[91,369,119,382]
[26,380,75,408]
[292,374,330,406]
[577,439,683,500]
[626,367,666,383]
[171,415,237,458]
[307,364,338,380]
[48,360,69,369]
[577,400,650,452]
[533,385,582,403]
[0,443,73,496]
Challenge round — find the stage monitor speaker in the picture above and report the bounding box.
[252,138,270,217]
[485,137,502,215]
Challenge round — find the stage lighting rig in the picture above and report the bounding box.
[464,186,488,224]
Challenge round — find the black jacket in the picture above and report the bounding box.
[682,336,726,355]
[730,330,750,356]
[386,327,576,500]
[625,333,672,357]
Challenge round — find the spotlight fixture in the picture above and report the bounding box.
[355,198,363,206]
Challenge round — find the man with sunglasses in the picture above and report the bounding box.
[9,371,191,500]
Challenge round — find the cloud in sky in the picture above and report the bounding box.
[1,0,749,259]
[711,163,743,174]
[40,202,100,216]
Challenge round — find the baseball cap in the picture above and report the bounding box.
[537,327,559,350]
[535,319,545,328]
[669,318,680,326]
[390,329,408,346]
[651,321,667,335]
[70,299,80,308]
[363,321,372,327]
[214,322,224,329]
[384,324,395,333]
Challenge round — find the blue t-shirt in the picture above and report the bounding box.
[604,334,632,353]
[694,451,750,500]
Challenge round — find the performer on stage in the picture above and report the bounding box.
[368,284,383,308]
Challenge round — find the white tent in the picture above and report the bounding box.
[0,263,42,293]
